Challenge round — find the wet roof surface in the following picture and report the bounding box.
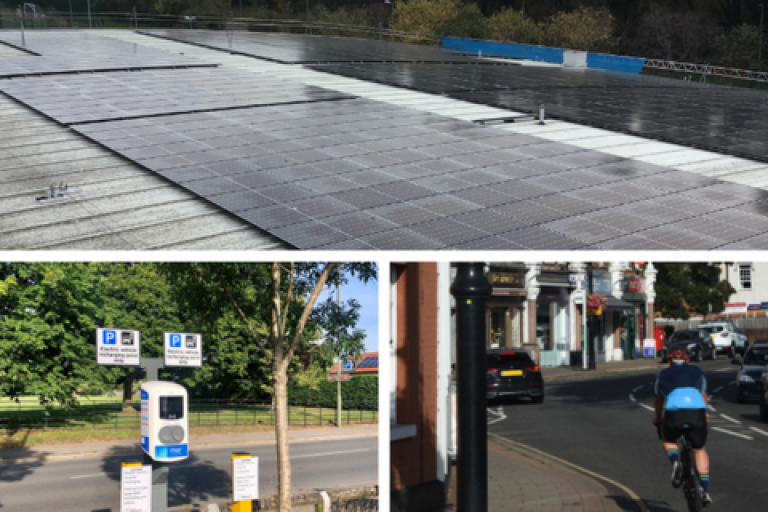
[141,29,488,64]
[308,62,768,164]
[0,31,213,77]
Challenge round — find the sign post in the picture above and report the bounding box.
[96,328,141,367]
[163,332,203,368]
[232,453,259,512]
[121,462,151,512]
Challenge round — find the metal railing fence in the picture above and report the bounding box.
[0,10,439,44]
[0,398,378,432]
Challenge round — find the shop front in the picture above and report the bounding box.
[486,267,527,351]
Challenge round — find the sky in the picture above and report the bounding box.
[317,265,379,353]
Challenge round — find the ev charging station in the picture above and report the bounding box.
[96,328,201,512]
[141,381,189,462]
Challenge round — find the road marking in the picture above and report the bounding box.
[713,386,724,393]
[632,386,644,393]
[293,448,372,459]
[716,368,732,372]
[487,406,507,425]
[629,394,636,402]
[71,472,117,479]
[749,427,768,437]
[489,433,650,512]
[712,427,753,440]
[719,413,741,424]
[638,403,655,412]
[729,381,737,386]
[708,404,717,412]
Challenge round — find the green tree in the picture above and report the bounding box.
[714,24,763,69]
[0,263,119,407]
[486,7,541,44]
[393,0,461,39]
[441,3,487,39]
[94,263,186,411]
[654,263,735,319]
[163,262,376,512]
[542,6,618,52]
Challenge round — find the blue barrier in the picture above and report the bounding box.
[442,36,646,74]
[442,36,563,64]
[587,52,646,73]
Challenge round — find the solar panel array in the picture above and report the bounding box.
[0,31,212,77]
[142,29,489,64]
[71,98,768,250]
[0,67,352,124]
[356,356,379,369]
[308,62,768,163]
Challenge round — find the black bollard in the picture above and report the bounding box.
[450,262,492,512]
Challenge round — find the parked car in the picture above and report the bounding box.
[700,322,748,357]
[735,344,768,403]
[486,350,543,404]
[659,329,716,362]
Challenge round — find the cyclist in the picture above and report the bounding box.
[652,349,712,506]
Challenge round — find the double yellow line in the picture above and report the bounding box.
[489,432,650,512]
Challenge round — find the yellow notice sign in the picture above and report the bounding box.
[232,453,258,512]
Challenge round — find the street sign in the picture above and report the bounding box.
[121,464,151,512]
[343,359,356,371]
[163,332,202,367]
[569,274,585,282]
[232,455,259,502]
[327,374,350,382]
[96,328,141,366]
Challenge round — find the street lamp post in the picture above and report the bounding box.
[757,4,765,65]
[451,263,492,512]
[87,0,92,29]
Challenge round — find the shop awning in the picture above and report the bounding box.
[606,297,634,310]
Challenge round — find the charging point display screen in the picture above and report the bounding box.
[159,396,184,420]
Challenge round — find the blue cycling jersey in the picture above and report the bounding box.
[654,363,708,411]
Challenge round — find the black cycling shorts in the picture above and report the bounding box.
[662,409,707,449]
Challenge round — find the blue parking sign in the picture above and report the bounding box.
[103,330,117,345]
[170,334,182,348]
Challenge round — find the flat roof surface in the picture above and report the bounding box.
[3,29,768,250]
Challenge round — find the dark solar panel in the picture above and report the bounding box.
[0,67,353,124]
[308,62,768,163]
[0,31,213,77]
[141,29,503,64]
[356,356,379,369]
[70,98,768,250]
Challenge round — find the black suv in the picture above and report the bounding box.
[486,350,544,404]
[659,329,716,362]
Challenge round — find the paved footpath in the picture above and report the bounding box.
[0,425,378,464]
[542,357,666,382]
[445,439,636,512]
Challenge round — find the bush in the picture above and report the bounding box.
[714,24,763,70]
[542,6,617,53]
[393,0,460,39]
[631,9,718,62]
[288,375,377,409]
[486,7,541,44]
[441,3,486,39]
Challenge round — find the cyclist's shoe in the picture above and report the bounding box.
[703,492,713,507]
[670,461,683,488]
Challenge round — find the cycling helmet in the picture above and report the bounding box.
[668,349,689,363]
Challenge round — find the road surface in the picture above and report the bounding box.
[0,436,377,511]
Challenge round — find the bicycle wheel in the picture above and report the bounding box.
[683,444,703,512]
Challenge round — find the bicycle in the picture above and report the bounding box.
[658,424,703,512]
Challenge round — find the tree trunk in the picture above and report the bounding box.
[122,373,135,413]
[274,369,292,511]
